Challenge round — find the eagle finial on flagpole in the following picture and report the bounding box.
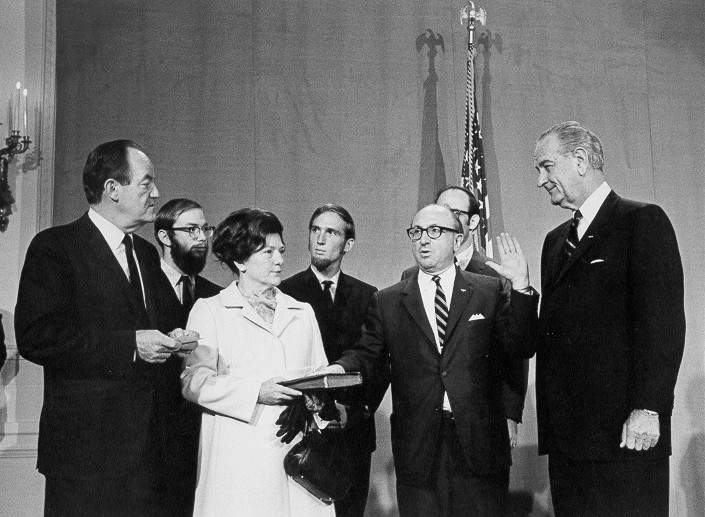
[460,2,487,57]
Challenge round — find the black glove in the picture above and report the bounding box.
[275,399,310,444]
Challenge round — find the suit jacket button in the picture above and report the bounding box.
[441,371,448,377]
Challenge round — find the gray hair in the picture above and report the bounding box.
[539,121,604,171]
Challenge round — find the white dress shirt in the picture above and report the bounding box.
[88,208,145,305]
[455,243,474,271]
[161,259,190,303]
[310,266,341,301]
[575,182,611,240]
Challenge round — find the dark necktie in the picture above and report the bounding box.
[122,234,145,308]
[432,275,449,348]
[321,280,334,307]
[563,210,583,261]
[180,275,195,312]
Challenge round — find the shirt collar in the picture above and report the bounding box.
[418,264,456,290]
[88,208,128,251]
[455,243,474,270]
[310,265,341,288]
[577,182,611,228]
[161,259,186,289]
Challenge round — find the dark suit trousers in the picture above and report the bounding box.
[334,449,372,517]
[397,414,509,517]
[44,424,160,517]
[549,453,669,517]
[44,459,154,517]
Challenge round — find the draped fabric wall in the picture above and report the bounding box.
[54,1,704,515]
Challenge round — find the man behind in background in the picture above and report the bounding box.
[280,203,387,517]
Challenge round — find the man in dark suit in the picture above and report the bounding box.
[153,198,222,516]
[279,203,384,517]
[321,204,539,517]
[534,121,685,516]
[402,185,528,447]
[15,140,197,516]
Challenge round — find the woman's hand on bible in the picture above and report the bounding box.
[257,377,301,406]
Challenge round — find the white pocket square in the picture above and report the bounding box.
[590,259,605,264]
[468,314,485,321]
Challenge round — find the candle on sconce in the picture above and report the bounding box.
[34,101,42,152]
[15,82,21,132]
[23,89,28,136]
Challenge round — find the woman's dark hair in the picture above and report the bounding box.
[212,208,284,275]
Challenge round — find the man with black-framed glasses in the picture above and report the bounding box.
[403,186,529,453]
[153,198,221,516]
[155,198,220,314]
[322,204,539,517]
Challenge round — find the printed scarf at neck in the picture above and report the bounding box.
[240,285,277,326]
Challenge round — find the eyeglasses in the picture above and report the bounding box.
[406,225,458,241]
[172,225,215,239]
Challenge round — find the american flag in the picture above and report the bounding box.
[460,36,491,257]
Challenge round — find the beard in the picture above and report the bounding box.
[311,255,335,272]
[171,241,208,276]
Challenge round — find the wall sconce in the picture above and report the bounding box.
[1,83,32,233]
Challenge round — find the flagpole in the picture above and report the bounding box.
[459,2,490,256]
[460,2,485,179]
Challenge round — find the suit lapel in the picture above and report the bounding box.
[272,298,296,337]
[401,274,438,354]
[442,269,474,345]
[334,272,351,310]
[546,222,571,287]
[302,268,332,312]
[80,214,144,317]
[134,237,159,327]
[556,191,619,284]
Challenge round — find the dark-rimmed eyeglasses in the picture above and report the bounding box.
[406,225,458,241]
[172,226,215,239]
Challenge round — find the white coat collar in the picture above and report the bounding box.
[220,281,307,336]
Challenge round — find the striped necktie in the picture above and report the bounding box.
[564,210,583,261]
[432,275,449,348]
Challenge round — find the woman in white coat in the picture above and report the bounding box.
[181,208,335,517]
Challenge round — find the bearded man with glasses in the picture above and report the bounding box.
[319,204,539,517]
[153,198,222,516]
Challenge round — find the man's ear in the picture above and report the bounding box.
[468,214,480,231]
[342,238,355,254]
[573,147,589,176]
[104,179,120,202]
[157,229,172,248]
[453,232,464,252]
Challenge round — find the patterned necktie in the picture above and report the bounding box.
[563,210,583,261]
[321,280,334,307]
[122,234,145,308]
[432,275,449,348]
[180,275,195,312]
